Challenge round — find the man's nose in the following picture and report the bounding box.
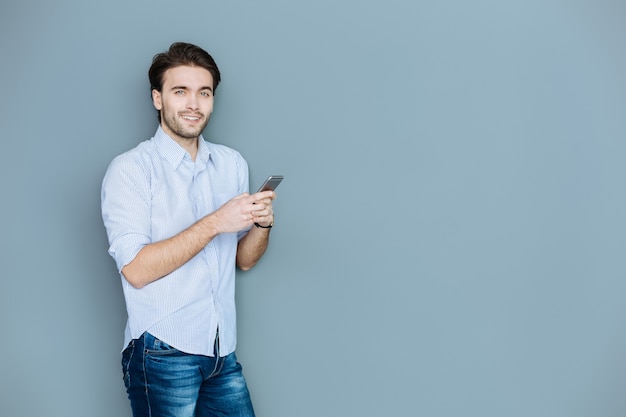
[186,94,199,109]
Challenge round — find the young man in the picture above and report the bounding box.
[101,42,274,416]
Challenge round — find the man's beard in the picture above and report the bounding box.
[162,109,209,140]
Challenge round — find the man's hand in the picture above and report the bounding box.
[213,191,276,233]
[235,190,277,270]
[251,191,275,228]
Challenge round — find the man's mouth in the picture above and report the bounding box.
[181,114,202,122]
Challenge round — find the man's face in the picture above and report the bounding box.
[152,65,215,143]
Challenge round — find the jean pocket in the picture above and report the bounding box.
[121,340,135,388]
[145,334,180,356]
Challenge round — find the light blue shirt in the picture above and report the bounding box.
[101,126,250,356]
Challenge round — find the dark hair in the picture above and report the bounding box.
[148,42,221,93]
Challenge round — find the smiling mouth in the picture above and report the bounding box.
[181,114,202,122]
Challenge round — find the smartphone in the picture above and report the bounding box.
[256,175,284,192]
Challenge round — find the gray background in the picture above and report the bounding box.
[2,0,626,416]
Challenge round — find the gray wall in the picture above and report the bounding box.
[2,0,626,416]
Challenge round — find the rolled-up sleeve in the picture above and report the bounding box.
[101,152,152,273]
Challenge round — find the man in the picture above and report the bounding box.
[101,42,275,416]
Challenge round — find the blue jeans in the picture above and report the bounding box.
[122,332,255,417]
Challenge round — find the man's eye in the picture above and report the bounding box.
[175,90,185,95]
[201,91,211,97]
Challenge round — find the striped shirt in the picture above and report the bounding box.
[101,126,250,356]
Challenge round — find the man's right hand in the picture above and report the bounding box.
[210,191,275,234]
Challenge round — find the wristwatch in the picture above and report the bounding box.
[254,221,273,229]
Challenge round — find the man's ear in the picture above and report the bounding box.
[152,89,162,110]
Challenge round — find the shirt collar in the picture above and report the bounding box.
[154,126,212,170]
